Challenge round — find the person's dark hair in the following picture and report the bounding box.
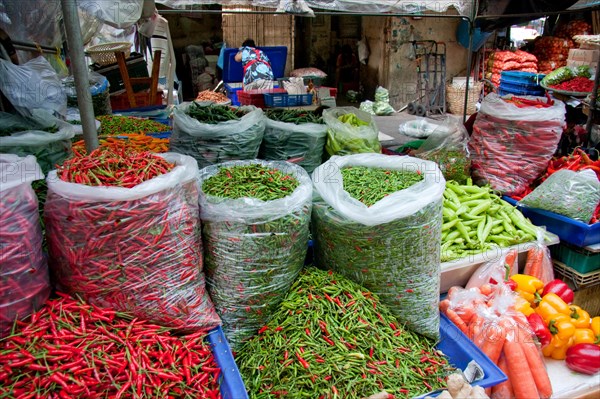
[242,38,256,48]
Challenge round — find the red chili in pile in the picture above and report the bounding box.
[0,293,222,399]
[549,76,595,93]
[57,146,175,188]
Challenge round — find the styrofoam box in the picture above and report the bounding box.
[568,48,599,62]
[567,59,598,69]
[440,233,560,293]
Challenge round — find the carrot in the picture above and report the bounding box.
[503,341,540,399]
[445,308,469,335]
[447,286,462,300]
[479,283,493,296]
[504,249,518,275]
[439,299,451,313]
[454,306,476,324]
[468,314,484,341]
[491,353,514,399]
[524,247,544,280]
[521,340,553,399]
[476,318,507,364]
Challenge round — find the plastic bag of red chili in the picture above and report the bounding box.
[198,160,312,350]
[44,149,221,332]
[0,154,50,337]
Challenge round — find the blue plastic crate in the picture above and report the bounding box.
[498,84,545,97]
[206,326,249,399]
[500,71,545,85]
[503,196,600,247]
[222,47,288,83]
[437,314,507,389]
[264,93,313,107]
[225,83,243,106]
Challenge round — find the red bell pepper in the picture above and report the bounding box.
[527,313,553,347]
[565,343,600,375]
[542,279,574,304]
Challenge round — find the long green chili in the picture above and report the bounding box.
[236,267,453,399]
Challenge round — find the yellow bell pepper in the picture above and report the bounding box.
[514,295,535,316]
[591,316,600,344]
[510,274,543,304]
[573,328,597,345]
[548,314,576,341]
[535,293,571,323]
[569,305,592,329]
[542,335,573,360]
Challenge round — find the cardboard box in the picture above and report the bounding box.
[568,48,599,62]
[566,59,598,69]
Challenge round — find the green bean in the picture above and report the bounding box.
[236,267,453,398]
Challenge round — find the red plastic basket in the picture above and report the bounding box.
[238,88,287,108]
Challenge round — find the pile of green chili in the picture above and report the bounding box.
[186,102,246,124]
[264,109,323,124]
[199,162,312,350]
[414,148,471,185]
[97,115,170,135]
[236,267,452,398]
[341,166,424,206]
[202,164,299,201]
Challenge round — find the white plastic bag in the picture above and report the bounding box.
[0,57,67,118]
[1,154,49,337]
[357,36,370,65]
[312,153,446,226]
[399,116,452,138]
[199,160,312,348]
[78,0,143,29]
[171,103,266,168]
[45,153,221,332]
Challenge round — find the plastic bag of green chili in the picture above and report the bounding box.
[413,117,471,184]
[323,107,381,157]
[518,169,600,223]
[198,160,312,350]
[0,154,49,338]
[170,102,266,169]
[44,153,221,332]
[259,117,327,173]
[0,111,74,174]
[312,154,446,339]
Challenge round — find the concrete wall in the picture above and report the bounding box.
[384,14,469,110]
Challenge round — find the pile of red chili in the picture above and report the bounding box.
[549,76,595,93]
[0,293,222,399]
[57,146,175,188]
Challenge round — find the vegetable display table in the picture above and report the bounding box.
[546,358,600,398]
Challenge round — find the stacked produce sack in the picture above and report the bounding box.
[0,111,74,174]
[324,107,381,157]
[485,50,538,87]
[198,160,312,349]
[469,93,566,196]
[0,155,49,337]
[259,109,327,173]
[312,154,446,339]
[44,148,220,331]
[532,20,590,75]
[170,102,265,168]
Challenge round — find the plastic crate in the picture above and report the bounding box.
[553,260,600,288]
[237,88,286,108]
[503,196,600,247]
[500,71,546,85]
[205,326,249,399]
[550,243,600,274]
[264,93,313,107]
[498,84,545,97]
[224,83,243,106]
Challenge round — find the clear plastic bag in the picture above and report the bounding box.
[465,249,518,290]
[469,93,566,195]
[44,153,221,332]
[170,103,266,168]
[359,100,376,115]
[198,160,312,349]
[522,237,555,285]
[260,118,327,173]
[63,72,111,116]
[0,56,67,118]
[519,169,600,223]
[0,111,75,174]
[323,107,381,157]
[312,154,446,339]
[0,154,49,338]
[413,117,471,184]
[399,116,452,139]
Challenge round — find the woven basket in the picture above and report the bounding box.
[446,82,483,115]
[86,42,131,66]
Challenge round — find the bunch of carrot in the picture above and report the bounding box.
[440,251,553,399]
[522,244,554,284]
